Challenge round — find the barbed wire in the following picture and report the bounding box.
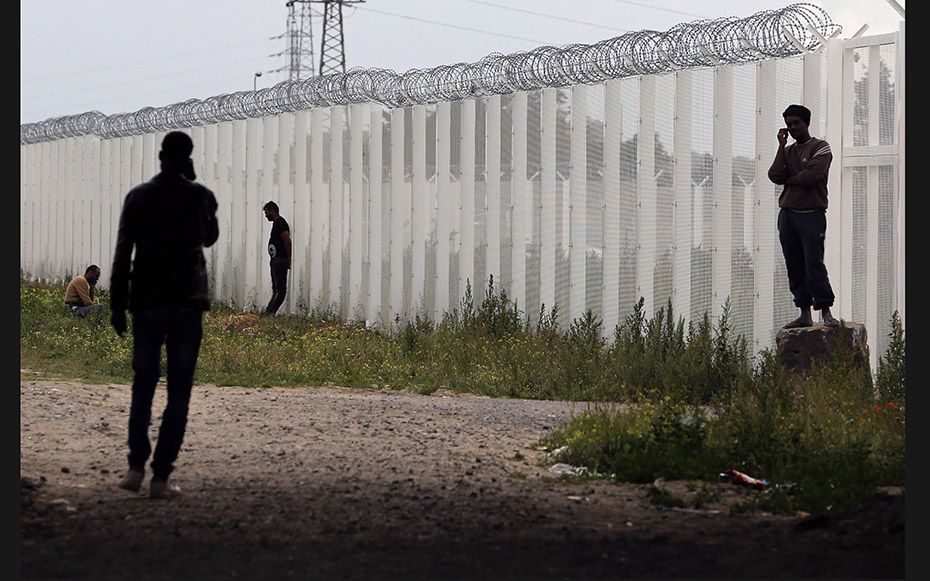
[21,3,841,144]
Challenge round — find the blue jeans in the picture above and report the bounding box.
[127,308,204,480]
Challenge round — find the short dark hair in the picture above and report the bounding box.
[85,264,100,275]
[263,201,279,213]
[160,131,194,160]
[782,104,811,126]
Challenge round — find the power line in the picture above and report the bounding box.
[21,1,716,121]
[605,0,710,19]
[353,5,551,46]
[21,36,277,83]
[21,73,258,119]
[459,0,631,33]
[23,56,272,101]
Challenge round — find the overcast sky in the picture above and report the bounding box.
[20,0,905,125]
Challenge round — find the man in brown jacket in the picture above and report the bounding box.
[64,265,103,317]
[768,104,839,328]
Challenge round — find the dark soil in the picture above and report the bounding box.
[20,377,905,579]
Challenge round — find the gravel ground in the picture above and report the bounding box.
[20,377,905,579]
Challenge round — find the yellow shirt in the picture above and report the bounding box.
[64,275,95,306]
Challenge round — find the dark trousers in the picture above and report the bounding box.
[265,256,289,314]
[127,308,204,480]
[778,208,835,310]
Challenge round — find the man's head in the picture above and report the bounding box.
[782,104,812,142]
[160,131,194,160]
[159,131,197,179]
[263,201,279,221]
[84,264,101,285]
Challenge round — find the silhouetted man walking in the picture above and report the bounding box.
[262,200,291,315]
[110,131,219,498]
[768,104,839,328]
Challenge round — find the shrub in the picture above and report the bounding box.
[874,310,905,405]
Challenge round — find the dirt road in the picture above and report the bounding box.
[20,378,905,579]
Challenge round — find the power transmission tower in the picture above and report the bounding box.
[280,0,315,81]
[312,0,365,76]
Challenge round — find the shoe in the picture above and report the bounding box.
[149,478,182,499]
[119,468,144,492]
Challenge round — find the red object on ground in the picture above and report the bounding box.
[721,469,769,490]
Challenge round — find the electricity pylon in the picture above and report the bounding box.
[313,0,365,76]
[271,0,316,81]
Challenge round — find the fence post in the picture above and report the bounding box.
[637,76,656,317]
[712,66,733,322]
[569,84,588,323]
[435,101,452,322]
[367,107,384,324]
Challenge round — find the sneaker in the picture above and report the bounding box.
[118,468,144,492]
[149,478,182,499]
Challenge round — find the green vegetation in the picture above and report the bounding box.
[540,307,905,516]
[646,484,687,508]
[20,275,905,516]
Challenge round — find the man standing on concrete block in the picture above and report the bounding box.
[768,104,840,329]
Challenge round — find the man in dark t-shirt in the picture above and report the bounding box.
[262,200,291,315]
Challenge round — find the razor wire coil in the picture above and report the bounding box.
[21,3,841,144]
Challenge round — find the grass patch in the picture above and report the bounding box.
[646,484,687,508]
[690,482,721,509]
[18,277,755,402]
[542,333,905,516]
[20,276,905,516]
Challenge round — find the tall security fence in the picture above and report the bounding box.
[20,5,904,369]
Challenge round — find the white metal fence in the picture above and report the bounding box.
[19,28,904,368]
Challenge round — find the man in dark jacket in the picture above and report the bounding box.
[110,131,219,498]
[768,104,839,329]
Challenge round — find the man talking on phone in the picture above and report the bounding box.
[767,104,839,329]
